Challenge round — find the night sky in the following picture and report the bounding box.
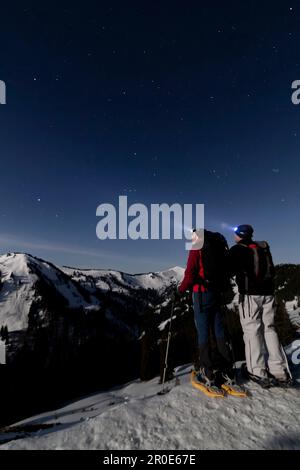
[0,1,300,273]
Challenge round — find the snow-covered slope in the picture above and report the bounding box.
[1,356,300,450]
[0,253,99,331]
[0,253,183,333]
[61,266,184,295]
[0,253,35,331]
[0,252,184,394]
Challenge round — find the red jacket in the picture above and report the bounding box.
[178,250,206,294]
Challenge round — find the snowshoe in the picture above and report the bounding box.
[191,371,225,398]
[274,377,295,388]
[220,374,248,397]
[268,371,295,389]
[221,374,248,397]
[247,372,272,389]
[241,364,272,389]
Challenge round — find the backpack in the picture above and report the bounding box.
[239,241,275,282]
[198,230,230,290]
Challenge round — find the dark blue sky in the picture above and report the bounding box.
[0,1,300,272]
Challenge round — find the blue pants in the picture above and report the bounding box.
[193,291,232,380]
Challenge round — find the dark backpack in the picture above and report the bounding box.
[198,230,230,290]
[239,241,275,282]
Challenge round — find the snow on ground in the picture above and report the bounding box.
[1,360,300,450]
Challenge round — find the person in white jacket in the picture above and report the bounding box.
[228,224,293,388]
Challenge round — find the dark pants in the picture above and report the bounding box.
[193,291,233,381]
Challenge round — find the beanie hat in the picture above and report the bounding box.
[234,224,254,239]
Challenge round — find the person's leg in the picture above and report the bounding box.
[262,296,288,379]
[192,291,214,380]
[212,306,248,395]
[238,295,268,378]
[213,308,234,378]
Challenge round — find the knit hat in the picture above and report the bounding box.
[234,224,254,239]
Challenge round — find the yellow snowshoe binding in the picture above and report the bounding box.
[191,370,225,398]
[221,374,248,397]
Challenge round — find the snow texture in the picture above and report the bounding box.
[1,359,299,450]
[62,266,184,295]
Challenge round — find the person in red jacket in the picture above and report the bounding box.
[177,229,244,396]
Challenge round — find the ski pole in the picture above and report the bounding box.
[159,299,175,395]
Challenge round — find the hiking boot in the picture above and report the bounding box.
[247,371,272,389]
[268,370,294,388]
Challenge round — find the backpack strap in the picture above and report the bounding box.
[238,241,274,281]
[255,241,274,280]
[248,243,260,277]
[238,241,260,277]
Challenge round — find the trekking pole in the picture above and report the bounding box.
[158,299,175,395]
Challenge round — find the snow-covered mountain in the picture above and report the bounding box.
[1,356,300,450]
[0,253,183,334]
[0,252,186,428]
[62,265,184,297]
[0,253,100,332]
[1,252,297,339]
[0,253,185,379]
[0,252,298,434]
